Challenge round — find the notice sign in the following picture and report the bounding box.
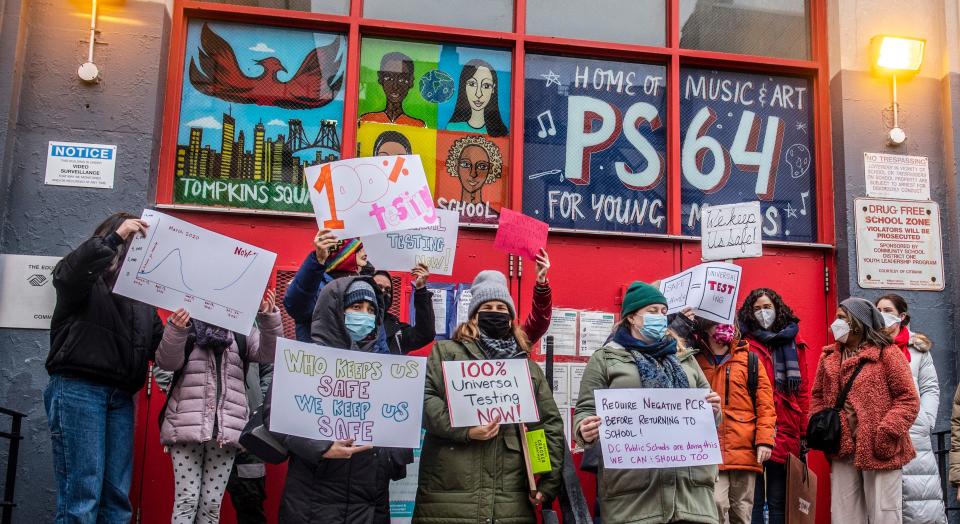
[594,388,721,469]
[855,198,944,291]
[659,262,742,323]
[362,208,459,276]
[45,141,117,189]
[442,359,540,428]
[700,202,762,261]
[269,338,426,448]
[864,153,930,201]
[0,254,61,329]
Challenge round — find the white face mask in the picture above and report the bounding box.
[755,309,775,330]
[830,318,850,343]
[882,312,902,329]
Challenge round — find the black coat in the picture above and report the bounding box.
[46,233,163,393]
[384,286,436,355]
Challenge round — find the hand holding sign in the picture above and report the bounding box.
[658,262,742,324]
[494,208,549,260]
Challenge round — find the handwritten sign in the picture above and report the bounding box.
[701,202,762,261]
[441,359,540,428]
[595,388,721,469]
[269,337,426,448]
[361,208,459,276]
[494,208,548,259]
[658,262,742,324]
[305,155,438,238]
[864,152,930,201]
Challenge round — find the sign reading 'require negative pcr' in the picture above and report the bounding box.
[361,208,460,276]
[45,141,117,189]
[855,198,944,291]
[269,338,426,448]
[112,210,277,333]
[595,388,721,470]
[659,262,742,324]
[442,359,540,428]
[700,201,763,261]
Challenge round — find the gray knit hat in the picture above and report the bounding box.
[467,270,515,318]
[840,297,885,331]
[345,280,378,313]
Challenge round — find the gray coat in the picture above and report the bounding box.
[902,333,946,524]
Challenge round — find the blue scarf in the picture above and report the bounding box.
[745,322,801,393]
[609,327,690,388]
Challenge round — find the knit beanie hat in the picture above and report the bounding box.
[345,280,378,313]
[327,239,363,273]
[840,297,885,331]
[621,281,668,318]
[467,270,515,318]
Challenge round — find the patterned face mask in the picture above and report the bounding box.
[712,324,736,345]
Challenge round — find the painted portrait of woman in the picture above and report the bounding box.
[445,59,508,137]
[444,134,503,204]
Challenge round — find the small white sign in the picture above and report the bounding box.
[441,359,540,427]
[578,310,616,357]
[594,388,721,469]
[855,198,944,291]
[701,202,763,261]
[45,141,117,189]
[543,309,578,356]
[864,152,931,201]
[0,254,61,329]
[361,208,459,276]
[659,262,742,324]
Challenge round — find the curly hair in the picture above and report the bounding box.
[445,135,503,185]
[736,288,800,334]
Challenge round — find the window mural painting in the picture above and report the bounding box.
[173,20,347,213]
[359,38,511,224]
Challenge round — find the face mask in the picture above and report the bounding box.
[345,311,376,341]
[712,324,736,344]
[830,318,850,343]
[755,309,775,330]
[478,311,512,339]
[882,312,901,329]
[381,289,393,308]
[639,313,669,341]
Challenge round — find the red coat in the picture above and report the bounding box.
[810,343,920,470]
[744,334,812,464]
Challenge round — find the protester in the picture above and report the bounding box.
[809,297,919,524]
[283,230,368,341]
[875,294,946,524]
[272,277,412,523]
[156,291,281,524]
[950,385,960,502]
[44,212,163,523]
[736,288,811,524]
[372,265,436,354]
[573,281,722,524]
[413,270,564,522]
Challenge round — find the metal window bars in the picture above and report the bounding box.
[0,407,25,524]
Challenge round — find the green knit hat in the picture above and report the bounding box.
[621,281,668,318]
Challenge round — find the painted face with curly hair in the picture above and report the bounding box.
[445,135,503,203]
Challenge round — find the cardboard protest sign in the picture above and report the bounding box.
[269,337,426,448]
[494,208,548,259]
[441,359,540,427]
[701,202,762,261]
[361,208,459,275]
[658,262,742,324]
[305,155,438,238]
[595,388,721,469]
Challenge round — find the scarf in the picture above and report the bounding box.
[610,327,689,388]
[359,327,390,354]
[477,332,522,360]
[893,326,912,363]
[193,319,233,355]
[745,322,801,394]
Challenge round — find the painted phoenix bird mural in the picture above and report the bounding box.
[188,23,345,109]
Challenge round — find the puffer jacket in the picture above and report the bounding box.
[412,339,564,524]
[695,340,777,473]
[809,343,919,470]
[573,339,721,524]
[902,332,946,524]
[274,276,412,524]
[156,310,281,447]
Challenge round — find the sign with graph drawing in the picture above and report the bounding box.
[112,210,277,333]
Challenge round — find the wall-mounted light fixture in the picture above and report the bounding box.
[871,35,926,145]
[78,0,100,83]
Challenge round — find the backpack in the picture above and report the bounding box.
[747,351,759,414]
[157,328,248,429]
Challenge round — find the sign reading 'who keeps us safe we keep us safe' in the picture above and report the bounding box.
[45,141,117,189]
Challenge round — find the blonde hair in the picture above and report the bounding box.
[453,317,531,353]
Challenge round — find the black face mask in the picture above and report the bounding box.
[477,311,512,339]
[382,289,393,308]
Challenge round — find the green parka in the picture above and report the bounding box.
[573,340,721,524]
[413,339,565,524]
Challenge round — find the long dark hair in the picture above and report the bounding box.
[373,130,412,155]
[449,59,507,137]
[93,212,137,238]
[840,304,893,349]
[876,293,911,327]
[737,288,799,333]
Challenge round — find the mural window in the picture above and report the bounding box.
[680,0,810,60]
[680,68,815,243]
[363,0,513,32]
[194,0,349,15]
[522,54,668,234]
[357,37,513,225]
[172,20,347,213]
[526,0,665,46]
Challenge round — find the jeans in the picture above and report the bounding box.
[44,374,135,524]
[752,460,787,524]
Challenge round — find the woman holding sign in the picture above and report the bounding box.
[573,281,722,524]
[414,270,564,523]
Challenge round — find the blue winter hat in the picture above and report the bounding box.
[345,280,378,313]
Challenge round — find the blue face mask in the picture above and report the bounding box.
[640,313,669,341]
[345,311,376,341]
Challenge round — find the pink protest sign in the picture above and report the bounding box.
[494,208,548,259]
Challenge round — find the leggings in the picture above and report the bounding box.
[169,441,237,524]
